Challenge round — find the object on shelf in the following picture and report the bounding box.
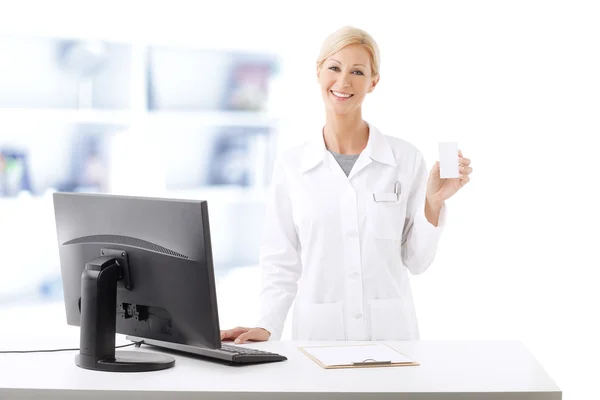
[222,56,278,111]
[0,149,32,197]
[1,129,114,196]
[57,40,109,109]
[0,34,131,110]
[147,46,279,112]
[206,126,271,187]
[56,130,111,193]
[146,47,230,111]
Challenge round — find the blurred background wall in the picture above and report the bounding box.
[0,0,598,398]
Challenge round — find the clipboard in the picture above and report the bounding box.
[298,343,420,369]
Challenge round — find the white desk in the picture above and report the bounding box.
[0,337,561,399]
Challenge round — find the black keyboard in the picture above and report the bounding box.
[125,335,287,365]
[220,343,287,364]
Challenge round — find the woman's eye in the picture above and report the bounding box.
[327,66,364,75]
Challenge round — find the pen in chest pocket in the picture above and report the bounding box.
[372,182,401,202]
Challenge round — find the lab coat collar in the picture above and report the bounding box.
[299,122,396,173]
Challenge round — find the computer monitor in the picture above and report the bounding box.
[53,192,221,372]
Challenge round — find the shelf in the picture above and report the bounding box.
[160,186,269,203]
[0,186,269,204]
[0,108,132,127]
[146,111,278,128]
[0,108,278,128]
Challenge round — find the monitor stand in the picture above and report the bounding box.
[76,249,175,372]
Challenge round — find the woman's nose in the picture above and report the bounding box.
[337,74,351,88]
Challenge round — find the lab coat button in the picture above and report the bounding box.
[349,272,359,279]
[347,230,358,238]
[354,313,363,320]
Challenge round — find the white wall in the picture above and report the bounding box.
[1,1,599,398]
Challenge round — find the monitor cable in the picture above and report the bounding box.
[0,340,144,354]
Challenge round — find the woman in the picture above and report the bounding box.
[222,26,472,343]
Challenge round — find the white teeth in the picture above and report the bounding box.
[332,91,352,98]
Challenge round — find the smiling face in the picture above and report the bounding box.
[317,43,379,116]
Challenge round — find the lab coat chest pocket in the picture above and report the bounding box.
[297,302,346,341]
[366,194,406,240]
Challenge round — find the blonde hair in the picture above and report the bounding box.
[316,26,381,76]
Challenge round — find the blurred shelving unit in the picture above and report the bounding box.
[0,34,281,195]
[0,33,283,285]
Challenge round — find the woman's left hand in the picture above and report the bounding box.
[426,150,472,204]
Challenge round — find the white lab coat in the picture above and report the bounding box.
[256,123,446,341]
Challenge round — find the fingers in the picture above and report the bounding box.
[459,166,473,176]
[220,329,235,341]
[458,151,472,185]
[235,329,261,344]
[221,326,272,344]
[234,328,271,344]
[430,161,440,177]
[458,149,470,166]
[220,326,248,341]
[459,165,472,185]
[234,332,250,344]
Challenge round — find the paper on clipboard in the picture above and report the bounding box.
[299,344,419,369]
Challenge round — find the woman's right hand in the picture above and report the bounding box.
[220,326,271,344]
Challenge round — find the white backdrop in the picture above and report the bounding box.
[1,0,598,398]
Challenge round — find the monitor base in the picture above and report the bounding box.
[76,351,175,372]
